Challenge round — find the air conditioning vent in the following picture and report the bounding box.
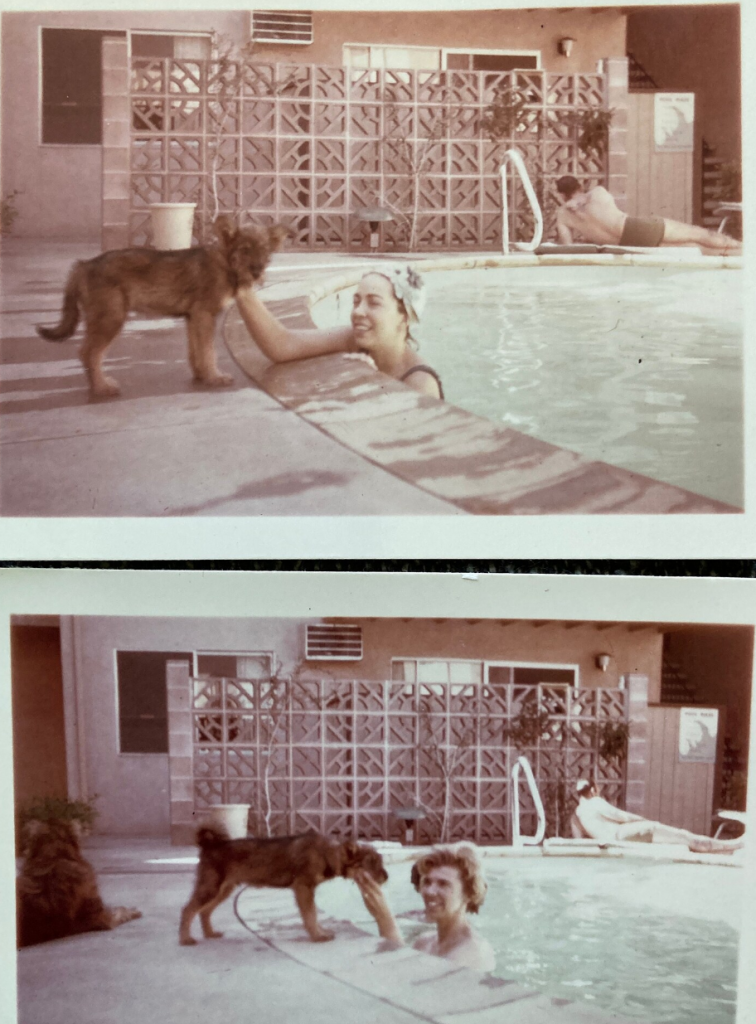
[306,624,363,661]
[252,11,313,45]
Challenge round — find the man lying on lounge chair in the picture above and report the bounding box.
[554,176,742,256]
[572,780,744,854]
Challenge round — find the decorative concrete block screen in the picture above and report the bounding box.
[183,672,630,844]
[112,49,624,252]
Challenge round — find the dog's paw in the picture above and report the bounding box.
[91,378,121,399]
[199,373,234,388]
[111,906,142,925]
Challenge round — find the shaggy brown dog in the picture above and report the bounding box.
[37,217,289,398]
[16,819,142,948]
[179,825,388,945]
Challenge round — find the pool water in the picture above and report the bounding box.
[314,263,743,507]
[314,857,742,1024]
[419,266,743,507]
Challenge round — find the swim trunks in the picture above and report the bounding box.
[400,364,445,399]
[619,215,666,248]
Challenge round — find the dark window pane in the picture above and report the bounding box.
[513,667,575,686]
[196,654,238,677]
[446,53,469,70]
[132,34,174,58]
[488,665,511,685]
[117,651,191,753]
[472,53,538,71]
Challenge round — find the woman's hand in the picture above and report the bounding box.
[354,870,403,945]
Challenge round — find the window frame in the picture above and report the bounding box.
[441,47,542,71]
[38,26,212,148]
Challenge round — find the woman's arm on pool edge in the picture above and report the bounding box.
[235,285,354,363]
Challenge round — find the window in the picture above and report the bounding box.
[344,44,540,73]
[41,28,124,145]
[194,652,274,678]
[117,651,191,754]
[131,33,211,60]
[443,50,540,72]
[344,43,441,71]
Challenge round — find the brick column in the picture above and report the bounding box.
[605,57,629,212]
[102,37,131,251]
[167,659,194,845]
[625,673,648,815]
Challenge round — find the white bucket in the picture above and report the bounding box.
[204,804,250,839]
[149,202,196,250]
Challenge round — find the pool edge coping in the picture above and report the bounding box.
[225,252,742,517]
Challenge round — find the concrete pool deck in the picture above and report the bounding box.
[22,835,731,1024]
[0,238,740,518]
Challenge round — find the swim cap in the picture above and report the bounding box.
[576,779,592,795]
[382,265,426,324]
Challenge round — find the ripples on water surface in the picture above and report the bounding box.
[420,266,743,506]
[315,857,741,1024]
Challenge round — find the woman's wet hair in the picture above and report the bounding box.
[411,843,488,914]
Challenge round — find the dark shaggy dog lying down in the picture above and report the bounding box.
[16,819,141,948]
[179,825,388,944]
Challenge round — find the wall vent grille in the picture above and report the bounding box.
[252,11,313,45]
[306,623,363,661]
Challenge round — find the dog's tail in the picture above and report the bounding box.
[195,824,232,849]
[36,261,86,341]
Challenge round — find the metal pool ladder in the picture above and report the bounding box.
[499,148,543,254]
[511,755,546,846]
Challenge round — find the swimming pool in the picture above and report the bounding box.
[314,262,743,507]
[314,856,742,1024]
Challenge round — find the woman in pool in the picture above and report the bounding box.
[355,843,495,972]
[235,266,444,399]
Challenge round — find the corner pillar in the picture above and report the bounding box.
[102,37,131,250]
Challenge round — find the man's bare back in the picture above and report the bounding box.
[554,177,741,255]
[556,186,625,245]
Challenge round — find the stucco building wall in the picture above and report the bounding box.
[627,4,741,164]
[256,8,626,71]
[61,615,659,836]
[2,8,626,241]
[1,11,246,240]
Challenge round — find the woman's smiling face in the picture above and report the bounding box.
[419,865,467,923]
[351,273,408,354]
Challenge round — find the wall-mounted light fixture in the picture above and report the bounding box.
[558,36,576,58]
[595,653,612,672]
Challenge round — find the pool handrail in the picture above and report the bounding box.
[499,148,544,254]
[511,754,547,846]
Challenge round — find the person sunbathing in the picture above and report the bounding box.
[554,176,741,256]
[572,780,744,853]
[355,843,495,972]
[235,265,444,399]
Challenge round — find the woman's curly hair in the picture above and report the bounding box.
[411,843,488,914]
